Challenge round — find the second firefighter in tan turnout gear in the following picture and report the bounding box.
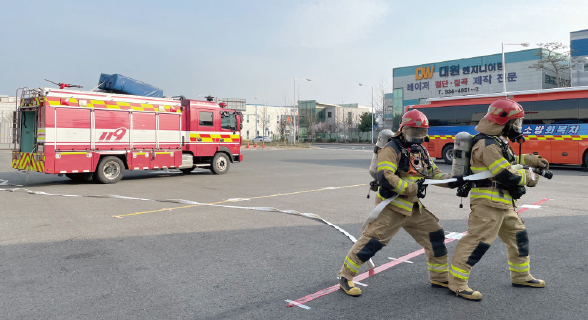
[338,110,457,296]
[448,99,547,301]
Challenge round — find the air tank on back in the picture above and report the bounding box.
[369,129,394,179]
[452,131,474,176]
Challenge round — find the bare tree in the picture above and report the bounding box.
[529,42,575,87]
[341,110,355,142]
[259,106,270,138]
[339,109,348,141]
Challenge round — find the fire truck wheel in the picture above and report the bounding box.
[65,173,93,182]
[442,144,454,165]
[94,156,125,184]
[210,153,230,174]
[180,166,196,174]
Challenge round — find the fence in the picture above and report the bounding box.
[303,130,381,143]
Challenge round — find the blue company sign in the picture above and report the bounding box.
[522,124,587,136]
[414,63,504,80]
[408,72,517,93]
[438,63,503,77]
[427,124,588,136]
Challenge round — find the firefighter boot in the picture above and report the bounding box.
[339,277,362,297]
[430,280,449,288]
[512,278,545,288]
[452,286,482,301]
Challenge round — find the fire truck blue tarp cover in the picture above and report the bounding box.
[98,74,163,98]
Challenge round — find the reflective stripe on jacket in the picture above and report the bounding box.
[375,143,451,215]
[469,138,528,209]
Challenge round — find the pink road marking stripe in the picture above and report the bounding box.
[286,236,461,308]
[517,198,550,213]
[286,198,551,308]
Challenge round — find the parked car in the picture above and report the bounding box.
[252,136,272,142]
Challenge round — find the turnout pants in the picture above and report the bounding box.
[338,203,449,282]
[448,203,534,292]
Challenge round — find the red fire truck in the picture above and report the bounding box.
[12,87,243,183]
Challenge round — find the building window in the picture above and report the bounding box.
[247,115,249,123]
[348,112,352,124]
[247,130,249,138]
[328,112,332,118]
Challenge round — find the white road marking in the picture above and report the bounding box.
[284,300,310,310]
[520,204,542,209]
[336,278,368,286]
[388,257,414,264]
[226,198,250,202]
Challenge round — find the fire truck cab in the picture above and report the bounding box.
[12,87,243,184]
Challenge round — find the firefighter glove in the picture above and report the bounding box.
[448,175,466,189]
[416,178,427,198]
[524,154,549,169]
[526,168,540,187]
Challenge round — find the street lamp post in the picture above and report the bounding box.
[502,42,530,94]
[359,83,374,144]
[254,97,261,138]
[294,78,311,143]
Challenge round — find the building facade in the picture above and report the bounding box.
[571,29,588,86]
[391,48,569,113]
[298,100,371,141]
[241,104,289,141]
[0,96,17,148]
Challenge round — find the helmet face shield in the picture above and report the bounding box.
[402,126,428,144]
[503,118,524,142]
[512,118,523,132]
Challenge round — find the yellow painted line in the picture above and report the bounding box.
[113,183,367,218]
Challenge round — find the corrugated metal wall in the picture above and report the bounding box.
[0,97,17,149]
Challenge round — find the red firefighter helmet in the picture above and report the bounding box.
[400,109,429,144]
[484,99,524,125]
[400,109,429,129]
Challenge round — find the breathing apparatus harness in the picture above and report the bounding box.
[367,136,433,199]
[469,133,526,201]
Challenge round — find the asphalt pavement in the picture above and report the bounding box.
[1,147,587,319]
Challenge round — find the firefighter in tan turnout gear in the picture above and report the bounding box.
[338,110,461,296]
[448,99,548,301]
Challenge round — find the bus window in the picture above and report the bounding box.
[528,99,579,124]
[518,101,534,125]
[454,104,488,126]
[579,98,588,123]
[419,106,455,126]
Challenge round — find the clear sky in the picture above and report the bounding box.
[0,0,585,107]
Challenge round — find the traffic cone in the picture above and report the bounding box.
[254,141,257,148]
[246,141,250,148]
[262,141,265,148]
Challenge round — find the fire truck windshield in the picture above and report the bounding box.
[221,111,237,130]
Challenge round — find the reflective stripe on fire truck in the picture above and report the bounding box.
[189,132,240,143]
[45,97,181,113]
[428,134,588,141]
[12,152,45,172]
